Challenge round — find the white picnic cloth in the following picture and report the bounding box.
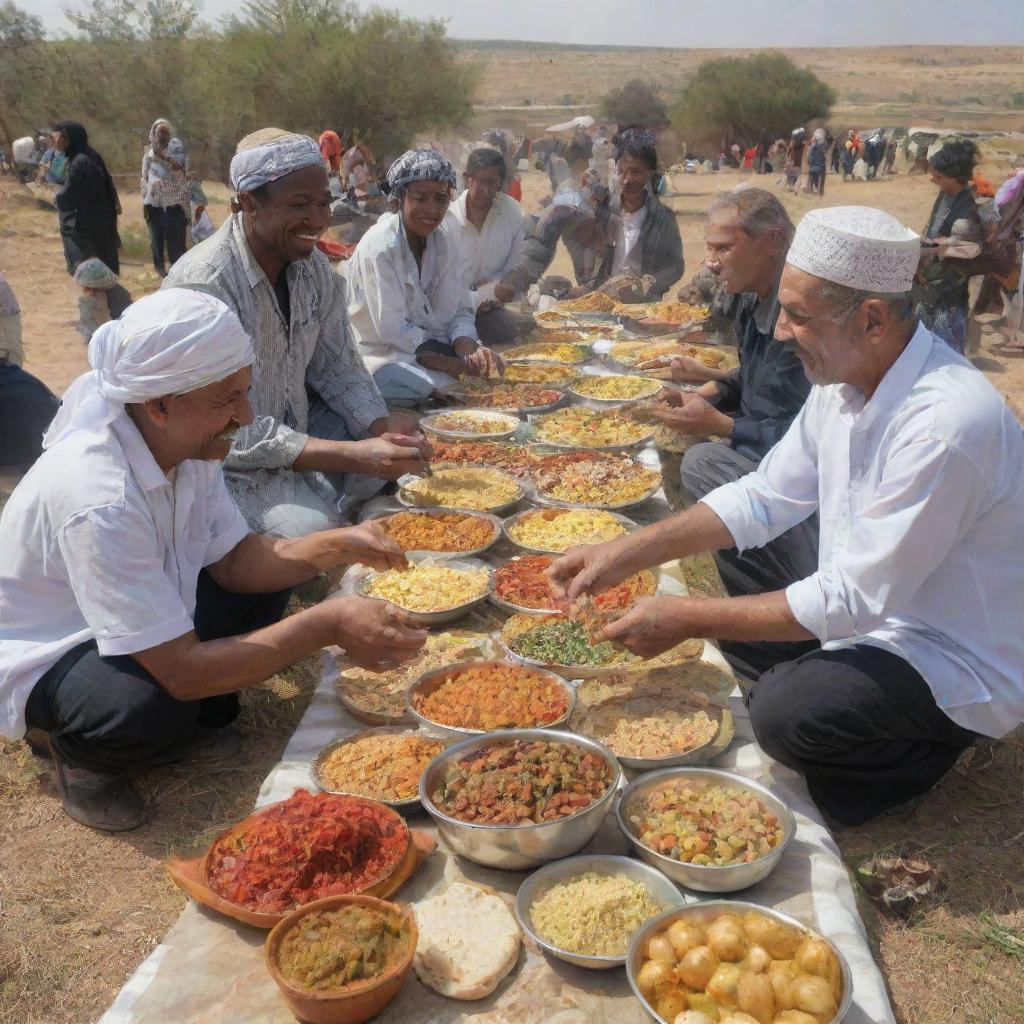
[98,476,895,1024]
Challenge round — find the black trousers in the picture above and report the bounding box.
[681,441,820,678]
[747,644,977,824]
[145,204,188,274]
[25,570,290,774]
[0,363,59,469]
[475,305,534,346]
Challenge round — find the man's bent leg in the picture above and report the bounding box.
[475,305,533,347]
[681,442,820,678]
[747,645,977,824]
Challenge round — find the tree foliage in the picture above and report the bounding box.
[0,0,476,180]
[600,78,668,128]
[671,53,836,147]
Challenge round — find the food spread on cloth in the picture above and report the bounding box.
[529,871,666,958]
[502,362,581,385]
[412,882,521,999]
[402,467,522,510]
[317,733,447,803]
[610,339,732,368]
[450,381,564,411]
[502,341,591,364]
[275,901,413,991]
[429,440,538,478]
[411,662,570,731]
[570,679,721,761]
[570,374,663,402]
[532,405,653,447]
[205,790,409,913]
[382,510,496,553]
[429,738,613,824]
[362,563,490,613]
[533,450,660,506]
[561,291,617,313]
[635,300,711,325]
[636,910,843,1024]
[494,554,656,613]
[336,631,494,723]
[627,779,786,866]
[424,410,519,435]
[502,613,639,669]
[505,507,629,552]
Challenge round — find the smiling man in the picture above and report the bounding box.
[0,289,426,831]
[165,129,429,538]
[550,207,1024,824]
[642,187,814,602]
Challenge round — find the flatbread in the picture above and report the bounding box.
[412,882,521,1000]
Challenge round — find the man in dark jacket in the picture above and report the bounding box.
[643,187,815,604]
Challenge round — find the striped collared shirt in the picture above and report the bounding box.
[164,214,387,526]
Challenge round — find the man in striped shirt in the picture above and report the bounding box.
[165,130,428,537]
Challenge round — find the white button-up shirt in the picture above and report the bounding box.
[0,414,251,739]
[445,190,525,308]
[702,323,1024,738]
[344,214,478,389]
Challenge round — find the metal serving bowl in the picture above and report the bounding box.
[357,556,494,627]
[616,767,796,893]
[405,659,576,739]
[397,469,526,516]
[626,900,853,1024]
[418,728,620,870]
[311,726,450,810]
[367,507,503,558]
[568,376,664,408]
[445,385,568,416]
[515,854,686,971]
[502,506,639,555]
[532,471,662,512]
[420,409,521,442]
[528,414,657,452]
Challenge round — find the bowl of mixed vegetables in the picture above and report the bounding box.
[616,767,796,892]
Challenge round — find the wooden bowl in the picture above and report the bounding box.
[266,894,417,1024]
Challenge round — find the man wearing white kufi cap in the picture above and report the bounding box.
[0,289,426,832]
[549,206,1024,824]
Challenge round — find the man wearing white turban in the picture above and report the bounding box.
[0,289,426,832]
[165,129,430,538]
[549,206,1024,824]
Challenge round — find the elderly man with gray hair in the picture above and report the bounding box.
[551,206,1024,824]
[0,289,426,832]
[166,129,430,538]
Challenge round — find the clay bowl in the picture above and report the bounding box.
[265,894,418,1024]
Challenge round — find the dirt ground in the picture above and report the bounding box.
[2,147,1024,1023]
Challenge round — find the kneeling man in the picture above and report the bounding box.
[0,289,426,831]
[551,207,1024,824]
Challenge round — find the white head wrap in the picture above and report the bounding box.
[229,131,323,194]
[43,288,254,449]
[786,206,920,293]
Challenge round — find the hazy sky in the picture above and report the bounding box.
[31,0,1024,45]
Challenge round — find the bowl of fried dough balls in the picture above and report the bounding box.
[627,901,851,1024]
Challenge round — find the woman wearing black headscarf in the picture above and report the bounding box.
[52,121,122,275]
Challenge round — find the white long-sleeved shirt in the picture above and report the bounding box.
[344,214,478,389]
[702,323,1024,738]
[445,190,525,307]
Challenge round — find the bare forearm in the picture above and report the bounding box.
[664,592,814,643]
[133,606,333,701]
[210,533,332,594]
[293,435,365,473]
[614,502,736,573]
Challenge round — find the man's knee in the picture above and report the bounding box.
[747,657,836,765]
[255,499,339,538]
[680,442,745,501]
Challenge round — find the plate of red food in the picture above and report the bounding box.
[165,788,436,928]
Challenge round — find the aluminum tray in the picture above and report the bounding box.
[420,409,520,442]
[357,556,494,626]
[367,507,502,558]
[502,506,639,555]
[397,469,526,516]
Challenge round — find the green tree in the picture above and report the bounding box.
[671,53,836,148]
[0,1,46,152]
[600,78,668,127]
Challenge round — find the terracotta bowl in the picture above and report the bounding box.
[265,894,418,1024]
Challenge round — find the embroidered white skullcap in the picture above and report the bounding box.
[43,288,254,449]
[786,206,920,293]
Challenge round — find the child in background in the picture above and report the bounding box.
[73,259,132,343]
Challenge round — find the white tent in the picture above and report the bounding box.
[545,115,596,133]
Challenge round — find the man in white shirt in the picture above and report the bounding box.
[445,148,530,345]
[0,289,426,832]
[550,206,1024,824]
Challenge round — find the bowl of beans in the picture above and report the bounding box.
[616,767,796,893]
[407,660,576,738]
[419,730,620,870]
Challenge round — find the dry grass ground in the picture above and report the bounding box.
[2,120,1024,1022]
